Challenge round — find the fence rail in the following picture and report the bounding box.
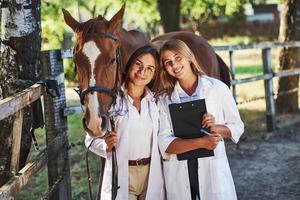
[214,41,300,51]
[0,132,67,199]
[214,41,300,131]
[0,50,71,200]
[0,84,44,121]
[0,85,46,198]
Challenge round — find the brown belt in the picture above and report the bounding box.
[128,157,151,166]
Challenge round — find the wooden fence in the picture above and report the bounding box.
[214,41,300,131]
[0,50,71,200]
[0,41,299,199]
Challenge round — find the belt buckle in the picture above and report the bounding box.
[136,158,141,166]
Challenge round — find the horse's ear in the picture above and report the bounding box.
[62,8,80,32]
[108,4,125,32]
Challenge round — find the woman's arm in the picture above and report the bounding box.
[218,83,244,143]
[210,125,232,138]
[85,134,108,158]
[166,135,221,154]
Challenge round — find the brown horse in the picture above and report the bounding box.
[63,5,149,138]
[63,4,230,138]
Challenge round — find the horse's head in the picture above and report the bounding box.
[63,5,125,138]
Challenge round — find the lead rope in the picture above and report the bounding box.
[86,138,96,200]
[110,116,119,200]
[111,46,121,200]
[86,138,108,200]
[95,157,106,200]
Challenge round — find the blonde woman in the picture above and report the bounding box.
[154,39,244,200]
[85,45,165,200]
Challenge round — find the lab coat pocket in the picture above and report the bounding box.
[210,158,231,194]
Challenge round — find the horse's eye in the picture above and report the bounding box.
[109,58,116,64]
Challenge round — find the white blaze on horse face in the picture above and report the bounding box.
[82,41,100,86]
[82,41,103,135]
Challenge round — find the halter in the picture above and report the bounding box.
[74,32,121,200]
[74,32,124,137]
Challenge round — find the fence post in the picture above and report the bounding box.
[10,110,24,175]
[229,50,237,102]
[41,50,72,200]
[262,48,276,131]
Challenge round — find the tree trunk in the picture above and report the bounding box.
[0,0,41,186]
[276,0,300,113]
[157,0,181,33]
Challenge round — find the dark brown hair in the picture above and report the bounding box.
[124,45,159,89]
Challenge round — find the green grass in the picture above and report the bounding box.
[67,114,85,141]
[18,113,102,200]
[235,65,263,75]
[234,64,277,76]
[239,109,266,139]
[66,99,81,107]
[16,167,49,199]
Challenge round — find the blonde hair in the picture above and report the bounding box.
[153,39,205,97]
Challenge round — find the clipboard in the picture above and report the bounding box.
[169,99,214,160]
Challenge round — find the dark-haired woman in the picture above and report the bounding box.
[85,45,165,200]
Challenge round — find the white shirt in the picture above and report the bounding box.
[158,76,244,200]
[126,92,153,160]
[175,79,200,102]
[85,87,165,200]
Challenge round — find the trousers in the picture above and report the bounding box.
[128,164,150,200]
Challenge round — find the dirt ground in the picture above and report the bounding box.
[226,122,300,200]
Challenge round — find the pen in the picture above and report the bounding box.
[200,128,213,136]
[200,128,223,141]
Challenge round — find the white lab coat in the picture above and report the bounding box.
[85,90,165,200]
[158,76,244,200]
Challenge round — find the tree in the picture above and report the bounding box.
[275,0,300,113]
[121,0,160,36]
[181,0,247,32]
[42,0,160,50]
[0,0,41,186]
[157,0,181,33]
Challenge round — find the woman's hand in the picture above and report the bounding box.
[210,125,232,139]
[202,112,215,129]
[202,134,222,150]
[104,131,118,152]
[202,112,232,138]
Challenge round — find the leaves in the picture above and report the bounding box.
[181,0,247,24]
[41,0,160,50]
